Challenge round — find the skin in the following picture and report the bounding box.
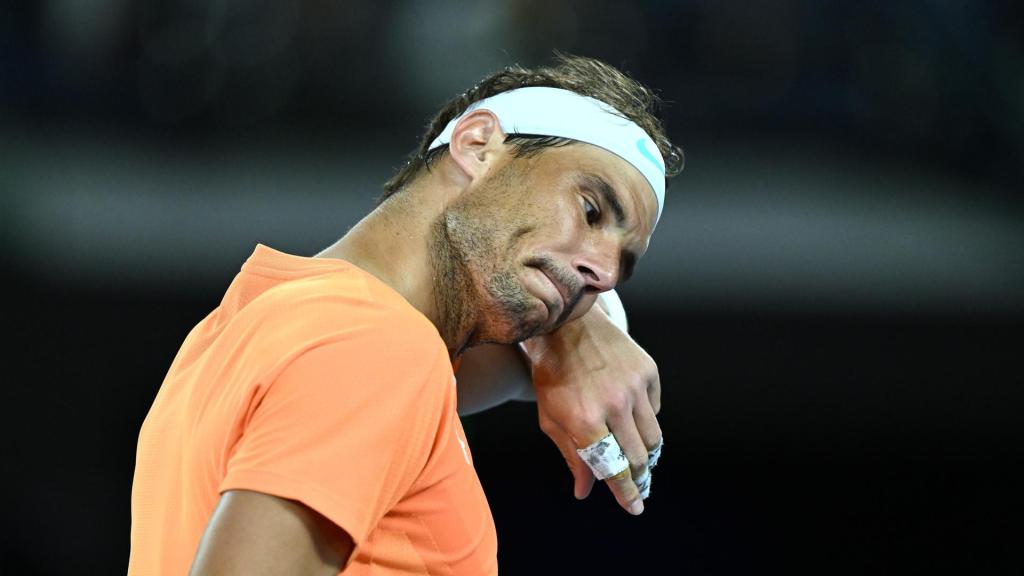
[323,111,656,354]
[190,491,351,575]
[191,109,662,574]
[456,304,663,514]
[522,306,662,514]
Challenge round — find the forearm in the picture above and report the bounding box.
[455,293,624,413]
[520,298,614,385]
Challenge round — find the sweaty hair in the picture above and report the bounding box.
[381,53,684,200]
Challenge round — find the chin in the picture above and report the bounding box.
[475,315,547,346]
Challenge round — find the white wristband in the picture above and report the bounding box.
[596,290,629,333]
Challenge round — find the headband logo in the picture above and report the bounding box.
[636,137,665,176]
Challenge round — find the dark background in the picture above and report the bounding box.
[4,1,1023,574]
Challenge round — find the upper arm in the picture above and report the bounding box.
[455,343,534,415]
[190,490,353,576]
[220,318,450,546]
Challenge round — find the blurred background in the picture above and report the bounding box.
[3,0,1023,573]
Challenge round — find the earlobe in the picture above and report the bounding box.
[448,110,505,182]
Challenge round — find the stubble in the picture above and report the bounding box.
[429,204,542,354]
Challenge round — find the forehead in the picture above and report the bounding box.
[535,143,659,237]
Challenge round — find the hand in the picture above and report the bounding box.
[521,303,662,515]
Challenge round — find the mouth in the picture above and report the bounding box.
[538,267,569,311]
[527,264,568,324]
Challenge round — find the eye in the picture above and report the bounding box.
[583,196,600,225]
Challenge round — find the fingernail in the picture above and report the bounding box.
[629,499,644,515]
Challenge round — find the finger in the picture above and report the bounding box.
[631,400,662,498]
[606,409,652,481]
[540,414,597,499]
[647,438,663,470]
[632,398,663,453]
[576,428,644,515]
[603,462,644,515]
[647,371,661,415]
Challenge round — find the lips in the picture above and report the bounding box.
[537,266,568,312]
[527,264,567,323]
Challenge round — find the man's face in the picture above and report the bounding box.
[439,142,658,345]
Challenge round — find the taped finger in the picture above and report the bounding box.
[544,418,597,499]
[633,467,653,500]
[575,433,629,480]
[648,437,664,470]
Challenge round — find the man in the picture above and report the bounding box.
[129,54,683,575]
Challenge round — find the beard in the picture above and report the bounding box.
[480,266,540,343]
[429,201,546,353]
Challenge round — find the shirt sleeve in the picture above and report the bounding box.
[219,317,452,548]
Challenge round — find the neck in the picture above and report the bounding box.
[427,213,479,355]
[315,180,476,358]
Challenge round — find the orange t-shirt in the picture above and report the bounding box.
[129,244,497,575]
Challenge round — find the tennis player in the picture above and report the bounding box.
[129,53,683,575]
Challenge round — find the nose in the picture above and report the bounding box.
[572,237,619,292]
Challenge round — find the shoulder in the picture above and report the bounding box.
[313,271,443,357]
[258,266,438,337]
[250,267,448,382]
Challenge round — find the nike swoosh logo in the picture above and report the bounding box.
[636,137,665,176]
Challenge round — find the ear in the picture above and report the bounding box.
[447,109,507,184]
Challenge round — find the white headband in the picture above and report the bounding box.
[427,87,666,224]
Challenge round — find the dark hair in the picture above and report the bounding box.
[382,53,684,200]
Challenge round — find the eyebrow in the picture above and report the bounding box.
[581,173,626,227]
[579,173,639,284]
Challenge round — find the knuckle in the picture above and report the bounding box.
[628,456,648,474]
[573,412,605,437]
[643,417,663,438]
[624,378,646,395]
[538,417,558,436]
[606,390,630,414]
[649,427,664,447]
[573,405,597,425]
[648,356,660,374]
[640,353,658,375]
